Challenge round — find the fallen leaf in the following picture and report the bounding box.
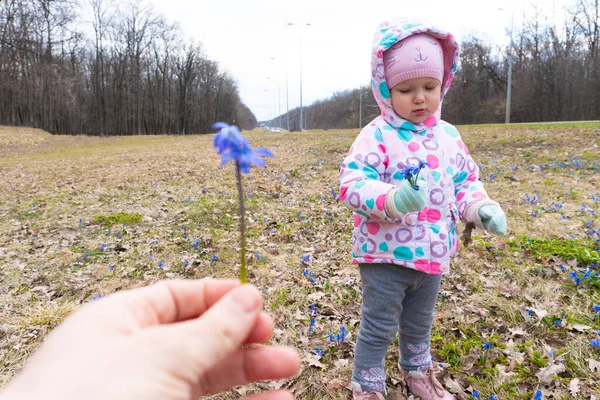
[326,378,347,390]
[234,386,249,396]
[566,259,578,268]
[299,335,309,345]
[334,358,349,368]
[569,323,592,332]
[588,358,600,372]
[307,291,325,301]
[535,363,566,383]
[272,328,284,337]
[529,307,548,320]
[569,378,580,397]
[509,327,527,336]
[495,364,517,384]
[268,380,284,390]
[443,376,468,400]
[303,354,325,369]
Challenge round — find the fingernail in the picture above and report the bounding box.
[231,284,261,312]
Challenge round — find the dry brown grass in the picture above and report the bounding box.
[1,123,599,398]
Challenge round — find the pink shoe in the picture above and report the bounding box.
[401,367,455,400]
[350,382,386,400]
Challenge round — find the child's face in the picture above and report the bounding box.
[390,77,441,124]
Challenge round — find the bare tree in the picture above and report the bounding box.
[573,0,600,116]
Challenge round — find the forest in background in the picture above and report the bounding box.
[1,0,598,135]
[0,0,257,135]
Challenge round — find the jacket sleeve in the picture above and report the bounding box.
[449,125,494,222]
[339,125,395,221]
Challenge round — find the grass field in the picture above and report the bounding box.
[0,123,599,399]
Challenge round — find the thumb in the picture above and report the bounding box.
[478,205,494,220]
[153,284,263,375]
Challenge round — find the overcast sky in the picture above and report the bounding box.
[149,0,572,121]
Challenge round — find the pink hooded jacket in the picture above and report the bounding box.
[339,18,493,274]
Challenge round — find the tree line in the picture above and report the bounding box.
[269,0,599,129]
[0,0,257,135]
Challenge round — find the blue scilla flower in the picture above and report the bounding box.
[212,122,273,174]
[401,160,429,189]
[221,145,274,174]
[593,304,600,312]
[213,122,246,153]
[483,341,491,350]
[591,338,600,348]
[401,165,414,180]
[336,326,348,342]
[212,122,275,284]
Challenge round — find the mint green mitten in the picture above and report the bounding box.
[478,205,507,235]
[385,179,428,219]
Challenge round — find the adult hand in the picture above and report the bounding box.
[1,279,300,400]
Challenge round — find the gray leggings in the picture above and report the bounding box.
[351,263,442,394]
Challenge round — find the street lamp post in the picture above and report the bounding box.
[265,77,278,128]
[506,38,513,124]
[498,8,513,124]
[269,57,288,131]
[287,22,311,131]
[278,86,281,129]
[264,88,277,129]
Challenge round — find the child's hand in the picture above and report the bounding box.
[385,178,428,219]
[478,205,507,235]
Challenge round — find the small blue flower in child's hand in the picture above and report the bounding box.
[400,160,429,190]
[401,165,414,180]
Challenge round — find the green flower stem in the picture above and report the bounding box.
[235,162,247,284]
[407,168,423,190]
[481,347,490,366]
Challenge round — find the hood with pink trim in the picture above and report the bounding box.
[371,18,460,128]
